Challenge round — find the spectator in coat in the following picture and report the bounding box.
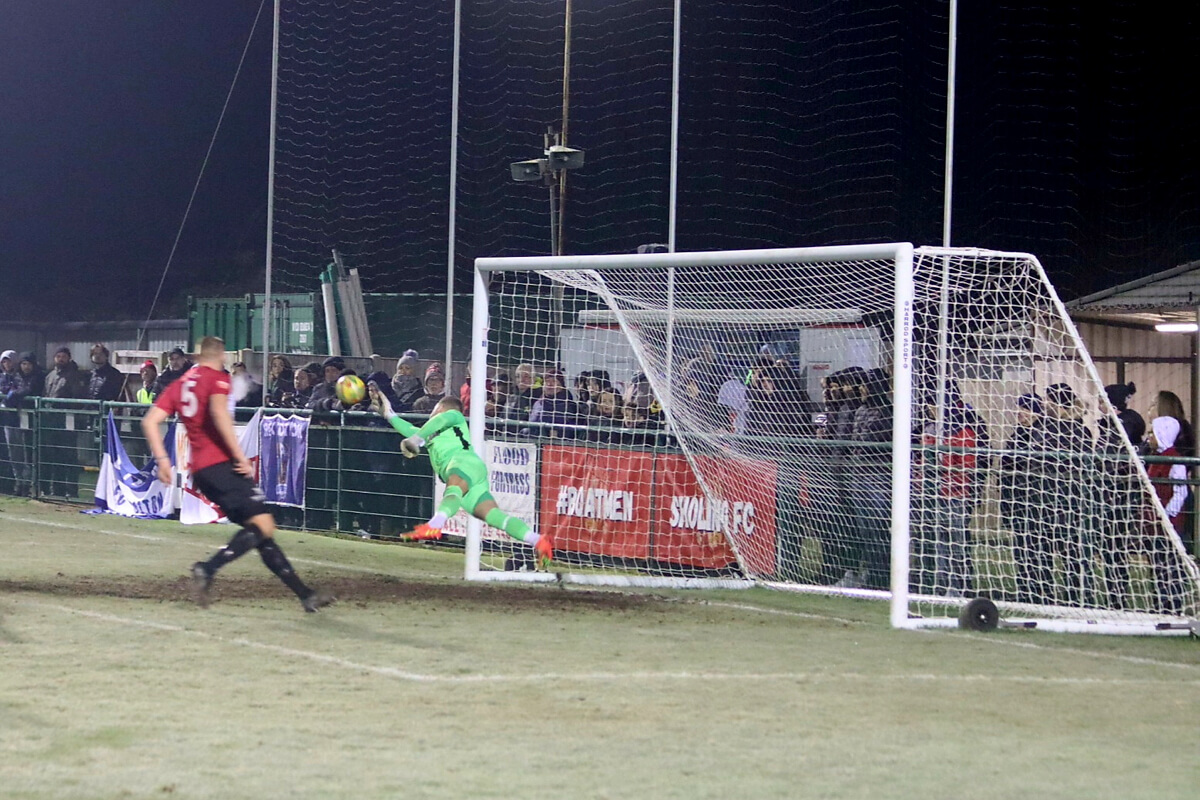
[1144,416,1192,613]
[1094,385,1146,610]
[925,380,988,597]
[1033,382,1093,606]
[86,344,125,402]
[529,368,580,438]
[838,368,893,590]
[505,363,542,420]
[0,350,18,492]
[1103,382,1145,448]
[391,350,424,412]
[411,363,447,414]
[286,362,321,408]
[44,347,88,497]
[133,360,157,403]
[44,346,87,399]
[153,347,193,399]
[2,352,42,496]
[1148,390,1194,458]
[486,372,511,418]
[1000,392,1048,603]
[306,356,344,412]
[267,355,295,407]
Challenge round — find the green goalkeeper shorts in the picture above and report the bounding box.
[445,452,494,514]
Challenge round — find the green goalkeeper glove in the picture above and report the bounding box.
[401,436,424,459]
[367,381,395,419]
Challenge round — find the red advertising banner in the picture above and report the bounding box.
[539,444,777,574]
[653,454,777,574]
[539,445,655,559]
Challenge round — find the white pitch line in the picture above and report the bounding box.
[2,514,427,579]
[14,600,1200,688]
[5,514,169,542]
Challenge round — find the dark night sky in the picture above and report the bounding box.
[0,0,272,321]
[2,1,1199,323]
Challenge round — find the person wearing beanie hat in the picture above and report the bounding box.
[412,363,447,414]
[1045,382,1077,409]
[1002,391,1047,602]
[135,361,158,404]
[391,350,424,411]
[305,357,347,412]
[1031,381,1094,605]
[1099,382,1145,448]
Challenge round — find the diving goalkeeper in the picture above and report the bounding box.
[367,381,553,568]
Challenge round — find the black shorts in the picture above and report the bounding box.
[192,461,270,526]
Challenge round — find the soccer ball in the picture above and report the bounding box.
[336,374,367,406]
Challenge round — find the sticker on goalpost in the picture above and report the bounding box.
[435,441,538,539]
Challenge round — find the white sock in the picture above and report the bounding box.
[523,531,540,546]
[429,512,448,529]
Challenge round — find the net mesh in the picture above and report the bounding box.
[479,247,1200,626]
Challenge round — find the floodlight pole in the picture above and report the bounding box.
[444,0,462,388]
[262,0,282,390]
[558,0,572,257]
[942,0,958,247]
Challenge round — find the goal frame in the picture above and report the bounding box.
[468,244,915,599]
[468,244,1200,635]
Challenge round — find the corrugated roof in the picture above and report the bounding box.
[1067,259,1200,311]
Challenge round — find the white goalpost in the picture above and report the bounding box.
[467,244,1200,635]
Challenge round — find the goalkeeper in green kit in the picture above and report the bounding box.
[367,381,553,568]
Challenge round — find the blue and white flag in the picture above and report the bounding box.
[260,414,309,508]
[91,412,177,519]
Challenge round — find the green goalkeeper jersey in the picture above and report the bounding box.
[387,409,474,479]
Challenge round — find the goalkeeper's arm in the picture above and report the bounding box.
[369,380,420,437]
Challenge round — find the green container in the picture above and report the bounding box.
[189,294,324,355]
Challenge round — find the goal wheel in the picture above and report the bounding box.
[958,598,1000,632]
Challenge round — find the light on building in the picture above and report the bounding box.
[1154,323,1199,333]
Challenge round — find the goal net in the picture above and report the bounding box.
[469,245,1200,633]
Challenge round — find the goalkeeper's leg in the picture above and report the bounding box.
[407,481,464,540]
[472,497,551,568]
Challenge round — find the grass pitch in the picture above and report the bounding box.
[1,497,1198,799]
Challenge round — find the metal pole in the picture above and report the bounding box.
[557,0,572,256]
[942,0,958,247]
[1194,307,1200,557]
[890,244,916,628]
[668,0,681,253]
[262,0,282,390]
[444,0,462,388]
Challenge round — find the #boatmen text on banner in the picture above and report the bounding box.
[259,414,309,507]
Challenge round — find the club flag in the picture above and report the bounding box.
[260,414,309,507]
[90,412,177,519]
[180,409,262,524]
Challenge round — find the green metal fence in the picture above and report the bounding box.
[2,402,1198,568]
